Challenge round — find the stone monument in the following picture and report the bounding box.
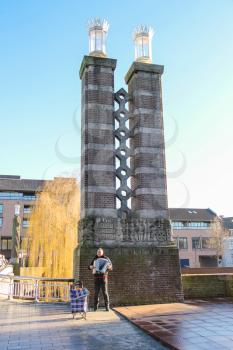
[74,19,183,305]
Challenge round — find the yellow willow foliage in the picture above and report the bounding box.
[23,178,80,278]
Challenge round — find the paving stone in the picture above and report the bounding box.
[0,300,166,350]
[115,299,233,350]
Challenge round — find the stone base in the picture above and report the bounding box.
[74,245,183,306]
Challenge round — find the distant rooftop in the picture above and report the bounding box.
[169,208,218,221]
[0,175,45,192]
[0,175,21,179]
[0,175,77,193]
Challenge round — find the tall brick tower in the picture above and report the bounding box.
[74,20,183,306]
[79,55,117,219]
[126,27,168,219]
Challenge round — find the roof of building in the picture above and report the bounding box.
[222,217,233,230]
[169,208,218,222]
[0,175,21,179]
[0,176,46,193]
[0,175,77,193]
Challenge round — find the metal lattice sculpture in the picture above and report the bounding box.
[114,88,132,218]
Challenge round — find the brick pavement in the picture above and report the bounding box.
[115,299,233,350]
[0,300,167,350]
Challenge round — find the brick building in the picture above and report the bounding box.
[0,175,46,259]
[170,208,223,268]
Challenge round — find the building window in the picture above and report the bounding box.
[0,237,12,250]
[23,193,36,201]
[0,204,3,214]
[192,237,201,249]
[174,237,188,249]
[192,237,212,249]
[187,222,210,228]
[23,219,29,227]
[0,192,23,200]
[172,221,210,229]
[0,192,36,201]
[172,221,185,229]
[0,218,2,227]
[179,237,188,249]
[201,238,211,249]
[23,205,31,214]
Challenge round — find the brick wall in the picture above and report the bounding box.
[182,267,233,274]
[74,245,183,306]
[182,274,233,298]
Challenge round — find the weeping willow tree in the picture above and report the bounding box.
[23,177,80,278]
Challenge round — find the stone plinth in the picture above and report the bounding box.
[74,217,183,306]
[74,244,183,306]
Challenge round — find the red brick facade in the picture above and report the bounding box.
[74,245,183,306]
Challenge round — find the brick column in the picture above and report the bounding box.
[125,62,169,219]
[79,56,117,218]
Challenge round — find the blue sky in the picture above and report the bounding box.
[0,0,233,216]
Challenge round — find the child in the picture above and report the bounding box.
[70,280,89,319]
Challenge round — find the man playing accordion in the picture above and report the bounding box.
[88,248,112,311]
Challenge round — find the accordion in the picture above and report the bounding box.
[93,258,110,274]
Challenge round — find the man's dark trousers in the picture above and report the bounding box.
[94,275,109,310]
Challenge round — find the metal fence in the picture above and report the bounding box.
[0,275,74,302]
